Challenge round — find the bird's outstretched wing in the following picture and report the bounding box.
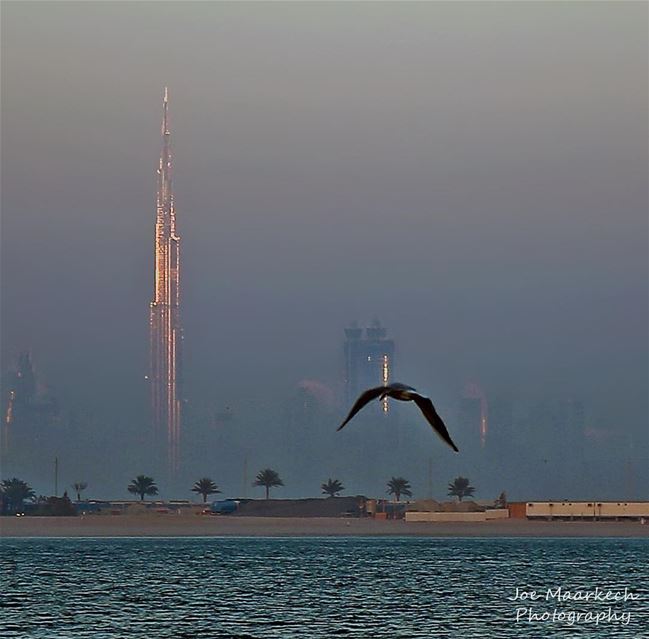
[387,382,416,392]
[337,386,386,431]
[411,393,459,452]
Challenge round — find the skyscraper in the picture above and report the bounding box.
[149,88,183,476]
[459,382,488,448]
[1,351,59,472]
[343,320,395,411]
[3,352,38,454]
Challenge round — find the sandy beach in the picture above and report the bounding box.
[2,515,649,538]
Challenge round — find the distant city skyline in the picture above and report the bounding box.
[1,2,647,498]
[3,343,647,503]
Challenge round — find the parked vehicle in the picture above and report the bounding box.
[210,499,239,515]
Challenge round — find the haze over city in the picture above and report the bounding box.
[2,2,647,501]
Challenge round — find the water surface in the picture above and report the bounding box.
[1,537,647,638]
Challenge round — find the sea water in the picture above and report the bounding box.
[1,537,647,638]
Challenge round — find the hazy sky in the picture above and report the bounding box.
[1,2,647,495]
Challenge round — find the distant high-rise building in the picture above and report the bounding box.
[460,382,488,448]
[149,88,183,476]
[458,397,482,440]
[488,396,514,454]
[1,351,58,458]
[3,352,36,427]
[344,320,395,411]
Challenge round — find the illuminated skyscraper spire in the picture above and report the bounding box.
[149,87,182,476]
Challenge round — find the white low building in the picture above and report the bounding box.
[526,501,649,520]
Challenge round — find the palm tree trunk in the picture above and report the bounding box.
[265,486,269,500]
[140,493,145,501]
[203,493,207,503]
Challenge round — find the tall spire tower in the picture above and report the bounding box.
[149,87,182,476]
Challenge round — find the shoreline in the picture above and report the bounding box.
[2,516,649,538]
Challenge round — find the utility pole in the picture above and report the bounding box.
[54,456,59,497]
[242,455,248,498]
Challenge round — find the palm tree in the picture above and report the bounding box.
[386,477,412,502]
[127,475,158,501]
[253,468,284,499]
[321,478,345,497]
[1,478,35,513]
[72,482,88,502]
[191,478,221,503]
[447,476,476,502]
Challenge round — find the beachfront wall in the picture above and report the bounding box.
[485,508,510,519]
[406,512,486,523]
[405,510,509,523]
[526,502,649,519]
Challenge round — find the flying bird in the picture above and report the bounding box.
[337,383,459,452]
